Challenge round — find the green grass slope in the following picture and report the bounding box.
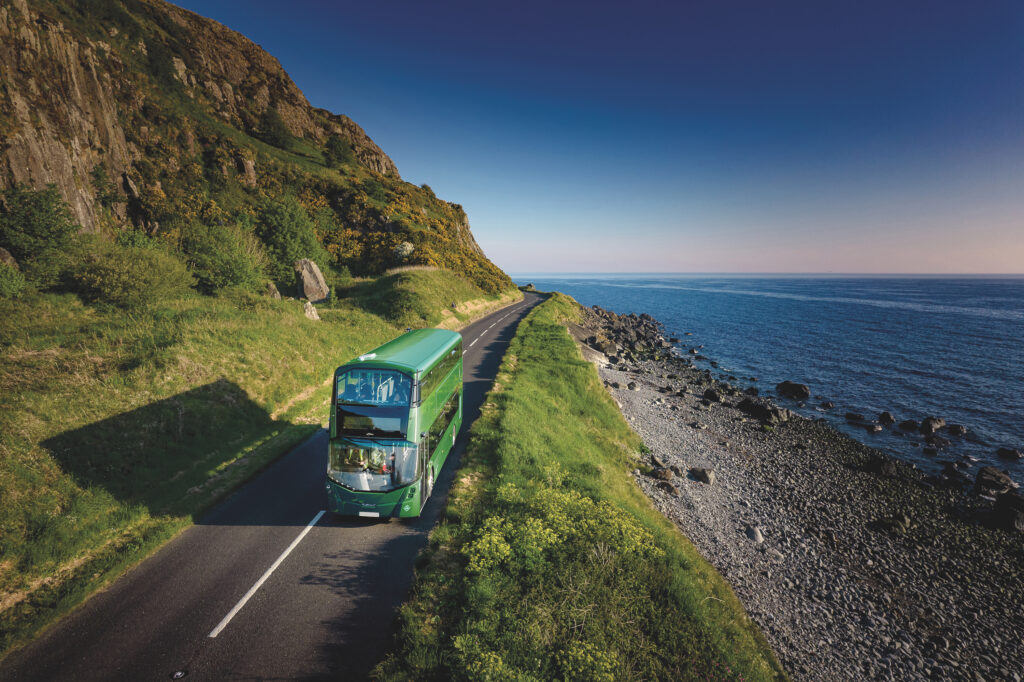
[374,293,786,681]
[0,269,510,658]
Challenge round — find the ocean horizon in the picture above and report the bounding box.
[516,274,1024,481]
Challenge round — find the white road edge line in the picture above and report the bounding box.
[208,509,326,638]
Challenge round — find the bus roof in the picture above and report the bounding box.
[336,328,461,376]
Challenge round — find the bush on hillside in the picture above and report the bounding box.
[67,238,194,308]
[0,263,26,298]
[257,108,293,149]
[361,178,388,203]
[323,135,355,168]
[0,184,79,287]
[255,196,329,284]
[179,222,266,293]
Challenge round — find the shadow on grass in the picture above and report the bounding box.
[42,378,294,518]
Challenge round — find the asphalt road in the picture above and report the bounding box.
[1,291,544,682]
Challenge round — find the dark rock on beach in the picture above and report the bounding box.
[975,466,1015,496]
[776,380,811,401]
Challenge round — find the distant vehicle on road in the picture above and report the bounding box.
[326,329,463,518]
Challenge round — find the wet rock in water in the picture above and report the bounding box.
[945,423,968,437]
[878,411,896,425]
[745,525,765,543]
[657,480,678,495]
[776,380,811,401]
[744,386,760,396]
[863,423,883,433]
[994,492,1024,533]
[920,417,946,435]
[923,447,939,456]
[689,348,700,355]
[975,467,1015,497]
[996,447,1023,461]
[845,412,866,423]
[925,434,952,449]
[820,400,835,409]
[692,467,716,485]
[899,419,921,432]
[703,388,723,403]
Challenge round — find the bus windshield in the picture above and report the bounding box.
[328,439,418,491]
[336,369,411,407]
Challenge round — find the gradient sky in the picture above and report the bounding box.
[173,0,1024,273]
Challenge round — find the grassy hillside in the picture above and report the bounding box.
[0,270,516,658]
[374,294,785,681]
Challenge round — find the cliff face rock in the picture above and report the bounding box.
[0,0,397,232]
[0,0,133,232]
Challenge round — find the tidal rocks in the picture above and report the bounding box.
[899,419,921,432]
[776,380,811,401]
[920,417,946,435]
[925,434,952,449]
[692,467,716,485]
[736,397,793,425]
[703,388,723,403]
[945,424,968,437]
[820,400,835,409]
[975,467,1015,497]
[845,412,866,423]
[996,447,1023,461]
[994,492,1024,532]
[878,411,896,425]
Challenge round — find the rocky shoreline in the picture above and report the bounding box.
[571,305,1024,682]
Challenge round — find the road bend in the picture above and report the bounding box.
[1,291,545,682]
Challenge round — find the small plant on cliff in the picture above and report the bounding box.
[255,196,329,285]
[323,134,355,168]
[0,184,79,288]
[256,108,293,149]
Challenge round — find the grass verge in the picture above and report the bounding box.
[0,270,515,659]
[373,293,786,681]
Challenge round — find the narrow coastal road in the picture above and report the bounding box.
[2,292,544,682]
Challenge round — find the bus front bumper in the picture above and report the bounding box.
[325,478,421,518]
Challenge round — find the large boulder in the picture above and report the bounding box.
[775,381,810,401]
[736,397,793,425]
[994,492,1024,533]
[294,259,329,303]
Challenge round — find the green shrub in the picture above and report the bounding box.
[256,108,293,149]
[361,178,387,202]
[67,238,194,308]
[0,184,79,287]
[323,134,355,168]
[0,263,26,298]
[255,196,329,284]
[179,222,265,293]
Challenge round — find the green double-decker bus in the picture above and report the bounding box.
[326,328,463,518]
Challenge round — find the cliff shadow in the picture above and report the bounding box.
[42,378,289,518]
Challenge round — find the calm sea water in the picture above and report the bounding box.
[514,275,1024,480]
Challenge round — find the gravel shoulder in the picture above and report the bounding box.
[571,306,1024,682]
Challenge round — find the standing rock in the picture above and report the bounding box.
[776,381,811,401]
[265,281,281,300]
[920,417,946,435]
[0,247,18,270]
[303,300,320,321]
[692,467,716,485]
[294,259,330,303]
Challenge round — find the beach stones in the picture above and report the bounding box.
[736,397,793,425]
[692,467,716,485]
[975,467,1015,497]
[776,381,811,401]
[745,525,765,543]
[703,388,723,403]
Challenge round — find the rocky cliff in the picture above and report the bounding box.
[0,0,506,290]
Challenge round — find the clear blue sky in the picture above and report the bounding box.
[173,0,1024,273]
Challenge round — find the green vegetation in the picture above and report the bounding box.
[256,108,293,149]
[323,134,355,168]
[66,237,195,308]
[255,195,331,285]
[0,264,26,298]
[0,268,514,659]
[179,221,267,294]
[374,294,785,681]
[0,184,78,288]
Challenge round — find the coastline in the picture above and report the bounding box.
[572,304,1024,682]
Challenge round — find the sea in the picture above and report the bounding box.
[513,274,1024,481]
